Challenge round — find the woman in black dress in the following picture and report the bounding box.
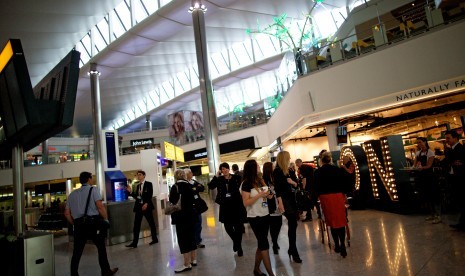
[273,151,302,263]
[263,161,282,255]
[208,162,246,256]
[169,169,197,273]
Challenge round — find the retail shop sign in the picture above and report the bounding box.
[395,78,465,102]
[131,138,153,147]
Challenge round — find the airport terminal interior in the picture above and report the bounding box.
[1,0,465,275]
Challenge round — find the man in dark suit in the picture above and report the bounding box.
[126,170,158,248]
[444,130,465,230]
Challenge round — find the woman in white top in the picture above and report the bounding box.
[414,137,441,223]
[241,159,275,276]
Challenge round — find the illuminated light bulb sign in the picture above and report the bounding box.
[340,135,409,206]
[341,146,367,191]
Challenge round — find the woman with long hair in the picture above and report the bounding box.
[208,162,246,256]
[241,159,275,276]
[272,151,302,263]
[315,152,348,258]
[169,169,197,273]
[414,137,440,223]
[262,162,282,255]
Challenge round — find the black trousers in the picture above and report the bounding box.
[71,223,111,276]
[224,222,244,250]
[132,210,158,244]
[449,174,465,225]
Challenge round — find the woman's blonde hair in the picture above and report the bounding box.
[276,151,290,175]
[174,169,186,182]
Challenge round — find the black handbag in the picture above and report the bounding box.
[77,187,108,235]
[194,195,208,214]
[295,189,311,211]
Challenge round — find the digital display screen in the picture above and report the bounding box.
[114,181,127,202]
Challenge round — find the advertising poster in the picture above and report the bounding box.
[168,110,205,144]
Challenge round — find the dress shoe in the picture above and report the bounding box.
[197,243,205,248]
[125,243,137,248]
[174,264,192,273]
[102,267,118,276]
[149,240,158,245]
[340,247,347,258]
[334,245,341,253]
[191,260,197,267]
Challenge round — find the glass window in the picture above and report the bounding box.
[96,16,110,46]
[92,26,107,54]
[134,0,149,24]
[111,9,126,39]
[141,0,159,14]
[115,1,131,31]
[210,52,229,78]
[160,0,173,7]
[160,82,173,103]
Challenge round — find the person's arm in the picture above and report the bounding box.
[242,190,268,207]
[96,200,108,220]
[194,180,205,192]
[169,185,180,204]
[419,155,435,170]
[141,182,153,211]
[64,208,74,225]
[301,177,307,190]
[208,173,221,190]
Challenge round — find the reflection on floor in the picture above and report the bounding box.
[54,197,465,276]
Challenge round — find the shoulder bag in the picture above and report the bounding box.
[165,185,182,215]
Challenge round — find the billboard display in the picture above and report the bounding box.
[167,110,205,145]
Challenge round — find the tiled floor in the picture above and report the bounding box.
[55,197,465,276]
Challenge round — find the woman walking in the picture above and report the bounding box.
[208,162,246,256]
[315,152,348,257]
[273,151,302,263]
[262,162,282,255]
[241,159,275,276]
[169,169,198,273]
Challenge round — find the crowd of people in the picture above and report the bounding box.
[64,129,464,275]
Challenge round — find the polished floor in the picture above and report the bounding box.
[55,197,465,276]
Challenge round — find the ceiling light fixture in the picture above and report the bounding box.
[188,1,207,13]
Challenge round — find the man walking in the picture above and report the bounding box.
[126,170,158,248]
[64,171,118,276]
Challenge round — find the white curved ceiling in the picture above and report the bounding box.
[1,0,346,136]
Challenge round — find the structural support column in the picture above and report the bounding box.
[89,63,106,201]
[325,122,339,152]
[190,1,221,175]
[145,114,152,131]
[42,139,49,164]
[12,144,25,236]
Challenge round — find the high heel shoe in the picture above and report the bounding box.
[287,250,302,263]
[253,270,266,276]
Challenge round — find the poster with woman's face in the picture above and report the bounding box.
[167,111,186,145]
[168,111,205,144]
[187,111,204,141]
